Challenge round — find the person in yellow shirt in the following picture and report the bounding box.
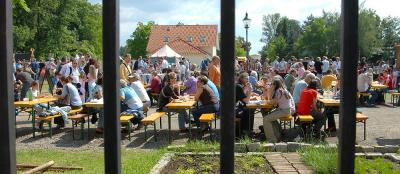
[120,54,132,81]
[321,70,337,89]
[208,56,221,88]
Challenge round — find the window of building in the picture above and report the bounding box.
[164,36,170,42]
[200,36,207,43]
[187,36,193,43]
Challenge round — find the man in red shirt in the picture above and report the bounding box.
[297,80,326,135]
[146,71,162,106]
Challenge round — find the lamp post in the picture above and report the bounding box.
[243,12,251,58]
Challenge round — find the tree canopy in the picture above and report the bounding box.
[13,0,102,59]
[125,21,155,59]
[260,8,400,62]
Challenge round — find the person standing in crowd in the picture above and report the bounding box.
[15,64,34,100]
[30,58,39,80]
[183,57,190,79]
[120,54,132,81]
[278,58,287,73]
[208,56,221,88]
[262,79,295,142]
[128,73,151,107]
[44,58,57,94]
[322,56,330,74]
[120,79,144,130]
[314,57,323,79]
[160,57,169,72]
[64,58,81,86]
[146,71,162,106]
[297,80,326,137]
[179,61,186,82]
[192,76,220,131]
[158,72,189,132]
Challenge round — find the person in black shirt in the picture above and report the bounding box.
[158,72,189,132]
[314,57,323,78]
[235,72,255,136]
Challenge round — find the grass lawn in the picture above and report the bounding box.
[299,146,400,174]
[17,148,166,174]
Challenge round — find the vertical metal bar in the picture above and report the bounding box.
[0,0,16,173]
[220,0,235,173]
[102,0,121,173]
[339,0,358,173]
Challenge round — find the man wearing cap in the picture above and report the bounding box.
[128,73,151,107]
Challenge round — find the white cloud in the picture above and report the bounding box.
[90,0,400,55]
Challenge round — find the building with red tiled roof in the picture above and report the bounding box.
[146,24,218,65]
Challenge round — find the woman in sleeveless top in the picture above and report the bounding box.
[191,76,219,131]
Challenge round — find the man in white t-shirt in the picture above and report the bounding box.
[357,69,378,105]
[160,57,169,72]
[322,56,330,74]
[128,74,150,107]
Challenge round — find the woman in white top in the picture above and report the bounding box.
[262,78,295,143]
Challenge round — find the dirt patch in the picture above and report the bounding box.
[160,154,272,174]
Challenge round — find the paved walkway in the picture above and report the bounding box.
[265,153,314,174]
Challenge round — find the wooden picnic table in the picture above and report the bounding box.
[14,97,59,138]
[165,98,197,143]
[317,98,340,107]
[245,99,274,133]
[371,84,388,90]
[83,101,104,108]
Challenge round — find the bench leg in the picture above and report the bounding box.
[364,121,366,140]
[160,117,162,129]
[87,116,90,140]
[32,110,36,138]
[128,122,132,141]
[72,121,75,140]
[210,122,213,141]
[81,120,84,140]
[153,122,157,142]
[168,112,171,143]
[144,125,147,141]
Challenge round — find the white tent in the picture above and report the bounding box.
[150,45,181,57]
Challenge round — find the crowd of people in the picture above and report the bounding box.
[13,51,400,142]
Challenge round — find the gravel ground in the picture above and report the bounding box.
[15,100,400,150]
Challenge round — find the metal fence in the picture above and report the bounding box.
[0,0,358,173]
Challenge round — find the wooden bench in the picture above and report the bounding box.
[358,92,371,105]
[36,108,83,138]
[297,115,314,140]
[390,92,400,107]
[356,113,369,140]
[200,113,217,140]
[120,115,135,140]
[279,115,293,129]
[141,112,166,142]
[69,114,90,140]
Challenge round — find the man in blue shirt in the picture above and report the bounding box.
[207,79,220,101]
[120,79,144,129]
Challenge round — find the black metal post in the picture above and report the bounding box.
[0,0,16,173]
[102,0,121,173]
[339,0,358,173]
[245,27,249,58]
[220,0,235,173]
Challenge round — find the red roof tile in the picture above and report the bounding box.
[146,25,218,54]
[149,39,210,57]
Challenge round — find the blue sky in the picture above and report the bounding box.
[89,0,400,55]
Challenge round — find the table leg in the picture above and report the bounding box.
[188,109,192,139]
[168,111,171,143]
[32,109,36,138]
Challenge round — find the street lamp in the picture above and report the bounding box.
[243,12,251,58]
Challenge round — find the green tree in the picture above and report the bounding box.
[13,0,102,59]
[237,36,251,54]
[235,37,246,57]
[275,17,302,56]
[261,13,281,44]
[295,16,328,57]
[263,36,288,60]
[322,11,340,56]
[358,8,382,58]
[126,21,155,59]
[380,16,400,48]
